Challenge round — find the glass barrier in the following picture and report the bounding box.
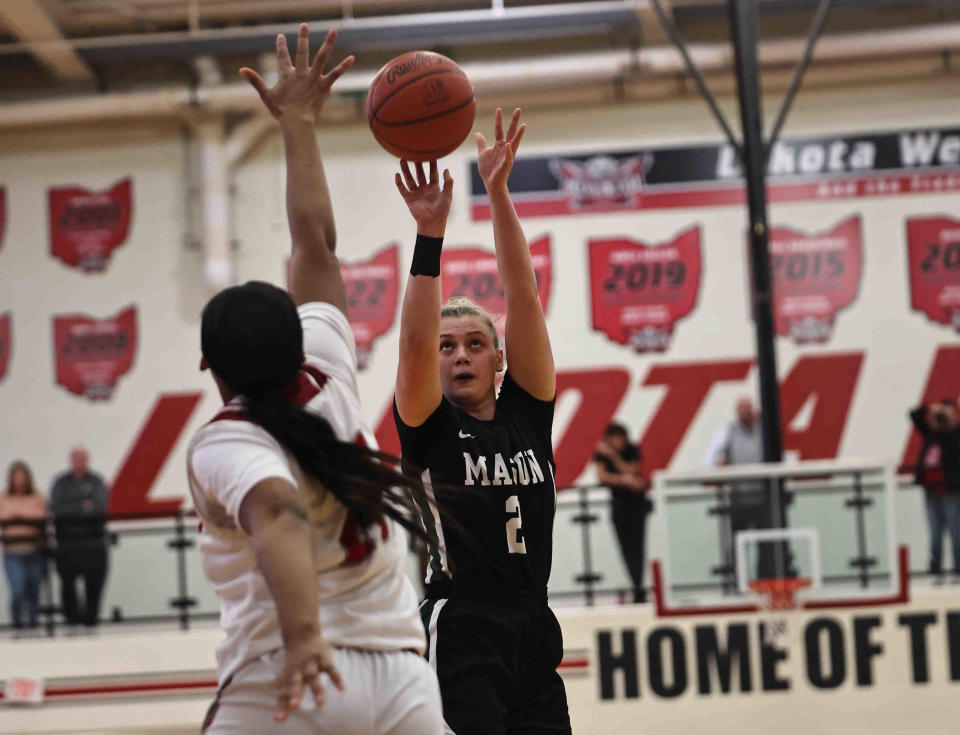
[0,477,935,635]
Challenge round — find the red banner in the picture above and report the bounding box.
[340,244,400,370]
[0,313,10,382]
[766,216,863,344]
[588,227,702,352]
[49,178,132,272]
[441,235,552,334]
[906,215,960,331]
[53,306,137,400]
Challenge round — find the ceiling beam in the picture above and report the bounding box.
[0,0,94,82]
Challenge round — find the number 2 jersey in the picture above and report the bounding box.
[394,373,558,598]
[187,302,424,686]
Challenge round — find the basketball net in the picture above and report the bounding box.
[748,577,811,644]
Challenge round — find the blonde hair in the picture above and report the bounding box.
[440,297,500,349]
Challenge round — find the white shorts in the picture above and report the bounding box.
[204,647,443,735]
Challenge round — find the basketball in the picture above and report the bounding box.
[366,51,476,161]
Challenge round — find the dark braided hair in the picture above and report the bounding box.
[201,281,434,542]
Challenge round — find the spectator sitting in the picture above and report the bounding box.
[910,399,960,582]
[50,447,110,627]
[0,461,48,630]
[594,423,651,603]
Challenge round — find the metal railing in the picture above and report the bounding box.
[0,474,934,636]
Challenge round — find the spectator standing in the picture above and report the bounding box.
[0,461,48,629]
[50,447,109,627]
[704,397,786,580]
[910,399,960,581]
[594,423,651,603]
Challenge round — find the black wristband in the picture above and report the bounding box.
[410,234,443,277]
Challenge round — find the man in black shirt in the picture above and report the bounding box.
[910,399,960,578]
[50,446,109,626]
[594,423,651,603]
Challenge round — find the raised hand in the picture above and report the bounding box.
[395,160,454,238]
[239,24,355,124]
[476,107,526,193]
[273,634,344,723]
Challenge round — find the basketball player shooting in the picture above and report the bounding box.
[393,109,572,734]
[188,25,442,734]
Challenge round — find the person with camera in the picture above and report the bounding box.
[594,423,651,603]
[910,398,960,581]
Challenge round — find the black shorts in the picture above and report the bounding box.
[420,595,572,735]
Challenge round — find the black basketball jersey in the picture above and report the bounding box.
[394,371,557,595]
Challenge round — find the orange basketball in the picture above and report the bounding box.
[366,51,476,162]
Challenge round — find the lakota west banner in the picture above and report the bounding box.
[588,227,702,353]
[440,235,552,333]
[339,244,400,370]
[765,216,863,344]
[906,215,960,331]
[470,126,960,219]
[53,306,137,400]
[49,178,133,272]
[0,312,10,382]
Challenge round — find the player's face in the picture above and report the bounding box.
[438,316,503,407]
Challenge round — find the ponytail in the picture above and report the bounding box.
[244,392,435,543]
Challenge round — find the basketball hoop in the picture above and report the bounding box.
[749,577,811,643]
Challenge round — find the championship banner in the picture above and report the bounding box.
[0,312,10,382]
[470,126,960,219]
[588,227,701,353]
[49,178,133,272]
[53,306,137,400]
[339,244,400,370]
[440,235,552,333]
[906,215,960,331]
[766,216,863,344]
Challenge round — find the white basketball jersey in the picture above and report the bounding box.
[187,302,424,686]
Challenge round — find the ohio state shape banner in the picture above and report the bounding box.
[48,178,132,272]
[53,306,137,400]
[0,312,10,382]
[765,216,863,344]
[339,244,400,370]
[589,227,701,353]
[441,235,552,333]
[906,216,960,331]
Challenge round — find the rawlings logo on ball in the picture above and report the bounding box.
[386,52,443,85]
[421,78,450,108]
